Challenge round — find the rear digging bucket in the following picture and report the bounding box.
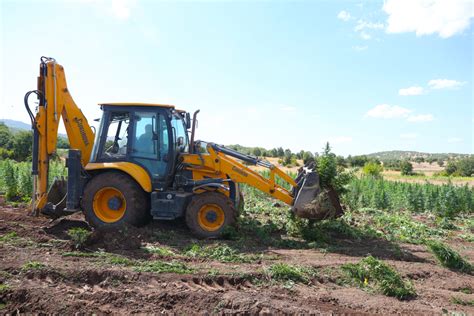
[40,177,68,219]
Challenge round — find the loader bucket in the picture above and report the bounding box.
[291,165,343,220]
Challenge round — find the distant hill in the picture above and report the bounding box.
[0,119,68,139]
[366,150,471,161]
[2,121,467,162]
[0,119,31,131]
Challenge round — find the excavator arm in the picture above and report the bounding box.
[24,57,94,214]
[181,142,343,219]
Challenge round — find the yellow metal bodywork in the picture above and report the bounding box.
[182,146,297,206]
[85,162,152,192]
[34,61,95,210]
[31,58,297,215]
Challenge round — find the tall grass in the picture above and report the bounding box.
[0,159,66,201]
[344,176,473,218]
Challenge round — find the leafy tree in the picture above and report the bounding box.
[348,155,369,167]
[400,160,414,176]
[283,150,293,166]
[0,148,13,160]
[437,160,444,167]
[277,147,284,158]
[362,161,383,178]
[56,137,70,149]
[336,155,347,167]
[444,160,457,175]
[316,142,337,189]
[414,157,425,163]
[315,142,353,194]
[0,123,13,149]
[12,131,33,162]
[269,148,278,157]
[455,157,474,177]
[302,151,314,164]
[252,147,262,156]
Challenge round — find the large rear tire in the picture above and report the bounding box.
[82,171,150,229]
[185,192,236,239]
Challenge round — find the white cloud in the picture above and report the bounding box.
[328,136,353,144]
[355,20,384,32]
[74,0,137,20]
[365,104,412,119]
[400,133,418,139]
[111,0,136,20]
[407,114,434,122]
[428,79,466,90]
[337,10,351,22]
[352,45,368,51]
[448,137,463,143]
[399,86,424,96]
[353,19,384,40]
[383,0,474,38]
[360,32,372,40]
[280,106,297,112]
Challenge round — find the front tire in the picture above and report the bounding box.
[82,171,150,229]
[185,192,236,238]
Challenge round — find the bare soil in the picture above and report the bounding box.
[1,204,473,315]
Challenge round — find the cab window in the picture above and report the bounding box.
[171,114,188,153]
[100,111,129,159]
[131,111,170,178]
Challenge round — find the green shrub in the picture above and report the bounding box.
[184,244,258,263]
[134,260,192,274]
[342,256,416,300]
[67,228,91,249]
[400,160,414,176]
[315,143,354,194]
[344,177,473,217]
[21,261,45,271]
[426,241,472,273]
[266,263,310,283]
[0,159,66,202]
[362,162,383,178]
[451,296,474,306]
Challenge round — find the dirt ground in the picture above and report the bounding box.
[1,204,473,315]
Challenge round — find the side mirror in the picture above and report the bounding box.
[177,136,184,146]
[185,112,191,129]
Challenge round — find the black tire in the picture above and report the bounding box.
[185,192,236,239]
[82,171,150,229]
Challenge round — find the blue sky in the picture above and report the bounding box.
[0,0,472,156]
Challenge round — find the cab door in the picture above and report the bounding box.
[130,110,171,189]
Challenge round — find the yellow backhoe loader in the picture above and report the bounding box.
[24,57,342,238]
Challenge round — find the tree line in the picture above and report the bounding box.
[0,123,69,161]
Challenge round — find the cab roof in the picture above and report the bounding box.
[99,102,175,109]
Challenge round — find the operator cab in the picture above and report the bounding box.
[90,103,190,190]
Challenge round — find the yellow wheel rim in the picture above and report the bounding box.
[197,204,225,232]
[92,187,127,223]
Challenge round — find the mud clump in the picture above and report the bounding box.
[44,218,91,240]
[89,225,143,251]
[298,188,344,220]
